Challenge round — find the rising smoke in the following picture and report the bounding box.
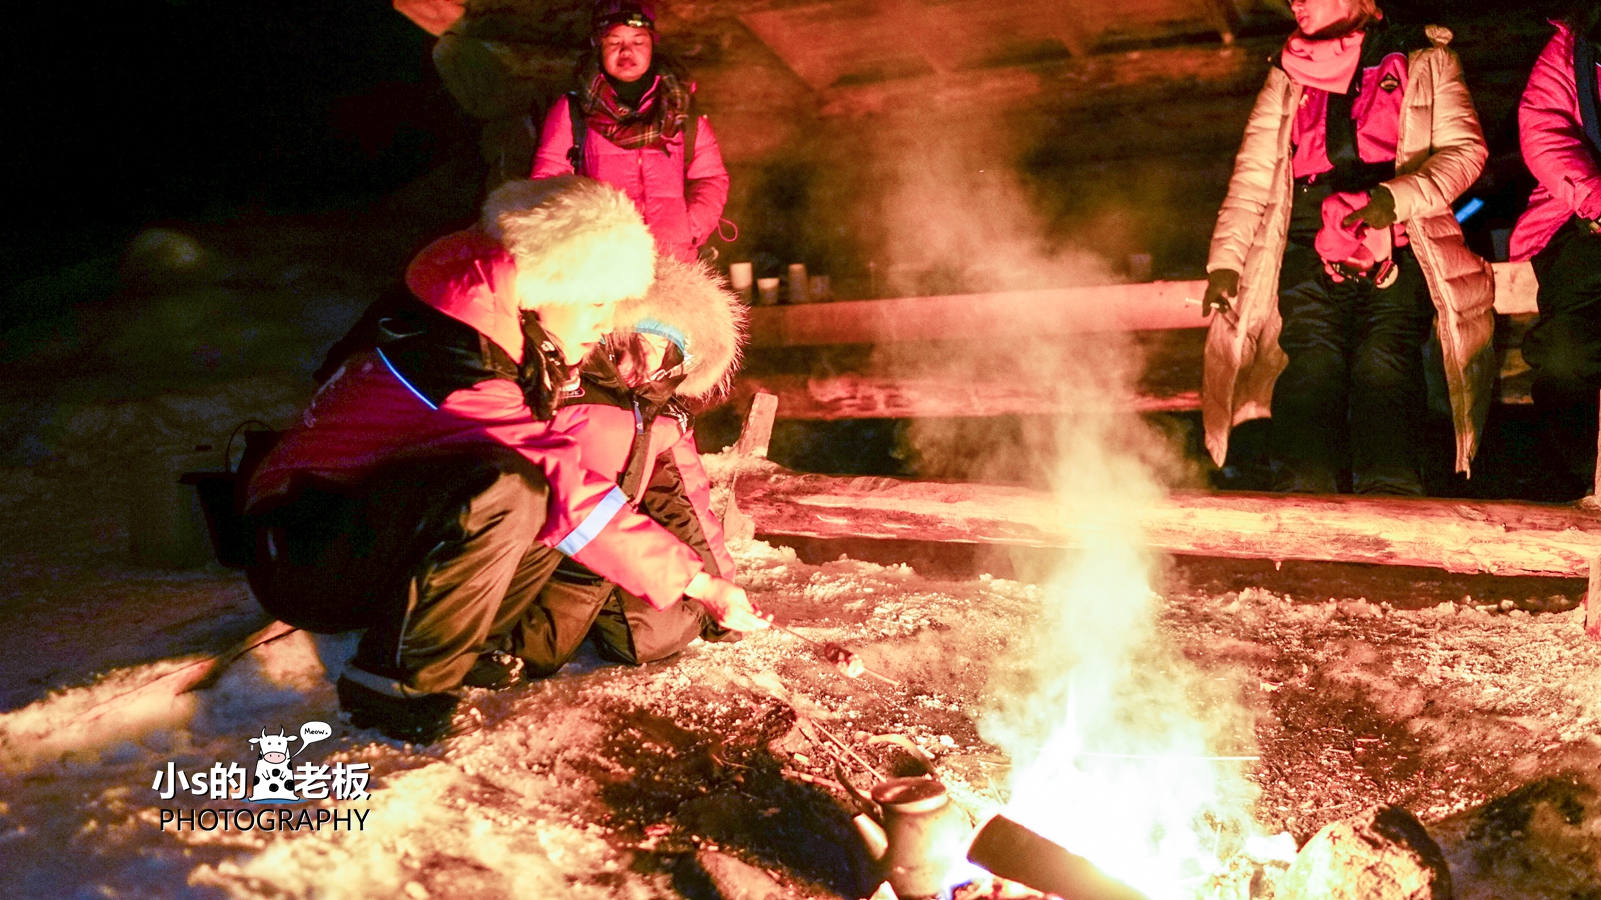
[869,120,1262,896]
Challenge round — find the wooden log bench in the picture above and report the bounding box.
[725,391,1601,639]
[734,461,1601,638]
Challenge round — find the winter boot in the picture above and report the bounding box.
[461,650,525,691]
[336,674,479,744]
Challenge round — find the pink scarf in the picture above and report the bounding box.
[1316,191,1394,283]
[1281,30,1365,93]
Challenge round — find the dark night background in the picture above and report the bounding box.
[1,0,1574,327]
[4,0,470,338]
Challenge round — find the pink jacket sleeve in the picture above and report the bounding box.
[438,379,703,609]
[1521,26,1601,222]
[683,115,730,246]
[531,96,578,178]
[668,426,737,580]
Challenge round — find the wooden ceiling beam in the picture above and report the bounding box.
[877,0,955,76]
[819,38,1274,117]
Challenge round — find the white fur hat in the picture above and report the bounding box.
[480,176,656,309]
[612,255,747,402]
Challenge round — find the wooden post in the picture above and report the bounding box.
[719,392,779,543]
[734,391,779,459]
[1588,556,1601,640]
[1594,387,1601,500]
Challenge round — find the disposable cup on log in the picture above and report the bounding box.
[129,445,219,568]
[756,277,781,306]
[728,261,754,303]
[788,263,810,303]
[966,815,1149,900]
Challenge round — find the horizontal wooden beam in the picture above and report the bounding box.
[734,465,1601,578]
[750,281,1207,346]
[748,263,1537,348]
[731,373,1202,419]
[730,370,1532,421]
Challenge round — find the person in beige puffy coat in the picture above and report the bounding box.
[1200,0,1495,494]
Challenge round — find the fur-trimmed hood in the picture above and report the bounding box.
[612,255,746,401]
[481,175,656,309]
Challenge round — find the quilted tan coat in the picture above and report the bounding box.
[1202,26,1495,475]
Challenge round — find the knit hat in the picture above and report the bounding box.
[593,0,656,39]
[480,176,657,310]
[611,255,746,401]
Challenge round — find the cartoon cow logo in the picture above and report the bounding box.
[247,728,301,801]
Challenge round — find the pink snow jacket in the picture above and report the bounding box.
[532,91,729,263]
[246,229,705,610]
[1510,22,1601,260]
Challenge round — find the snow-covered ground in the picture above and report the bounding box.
[4,446,1601,898]
[4,221,1601,899]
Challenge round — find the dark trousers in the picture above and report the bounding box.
[514,566,707,677]
[1271,243,1436,494]
[249,453,561,694]
[1526,217,1601,491]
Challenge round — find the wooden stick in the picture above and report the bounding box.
[73,620,297,727]
[810,718,885,781]
[770,623,901,687]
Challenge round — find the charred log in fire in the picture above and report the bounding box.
[965,815,1151,900]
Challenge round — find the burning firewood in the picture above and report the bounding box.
[1276,806,1451,900]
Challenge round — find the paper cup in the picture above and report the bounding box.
[728,261,753,302]
[787,263,810,303]
[756,277,780,306]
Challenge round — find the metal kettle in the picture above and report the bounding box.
[840,743,971,899]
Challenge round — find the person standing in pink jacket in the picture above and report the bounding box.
[1510,3,1601,497]
[531,0,731,263]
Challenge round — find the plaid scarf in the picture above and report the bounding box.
[578,64,692,150]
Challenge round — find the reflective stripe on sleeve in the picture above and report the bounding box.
[556,486,630,556]
[375,347,440,411]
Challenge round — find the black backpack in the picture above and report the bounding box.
[1576,33,1601,158]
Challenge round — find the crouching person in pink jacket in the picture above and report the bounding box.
[244,176,766,743]
[531,0,729,263]
[513,255,747,675]
[1510,6,1601,498]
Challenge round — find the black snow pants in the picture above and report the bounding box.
[514,560,709,677]
[1271,241,1436,494]
[1270,178,1437,495]
[249,452,562,695]
[1524,216,1601,493]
